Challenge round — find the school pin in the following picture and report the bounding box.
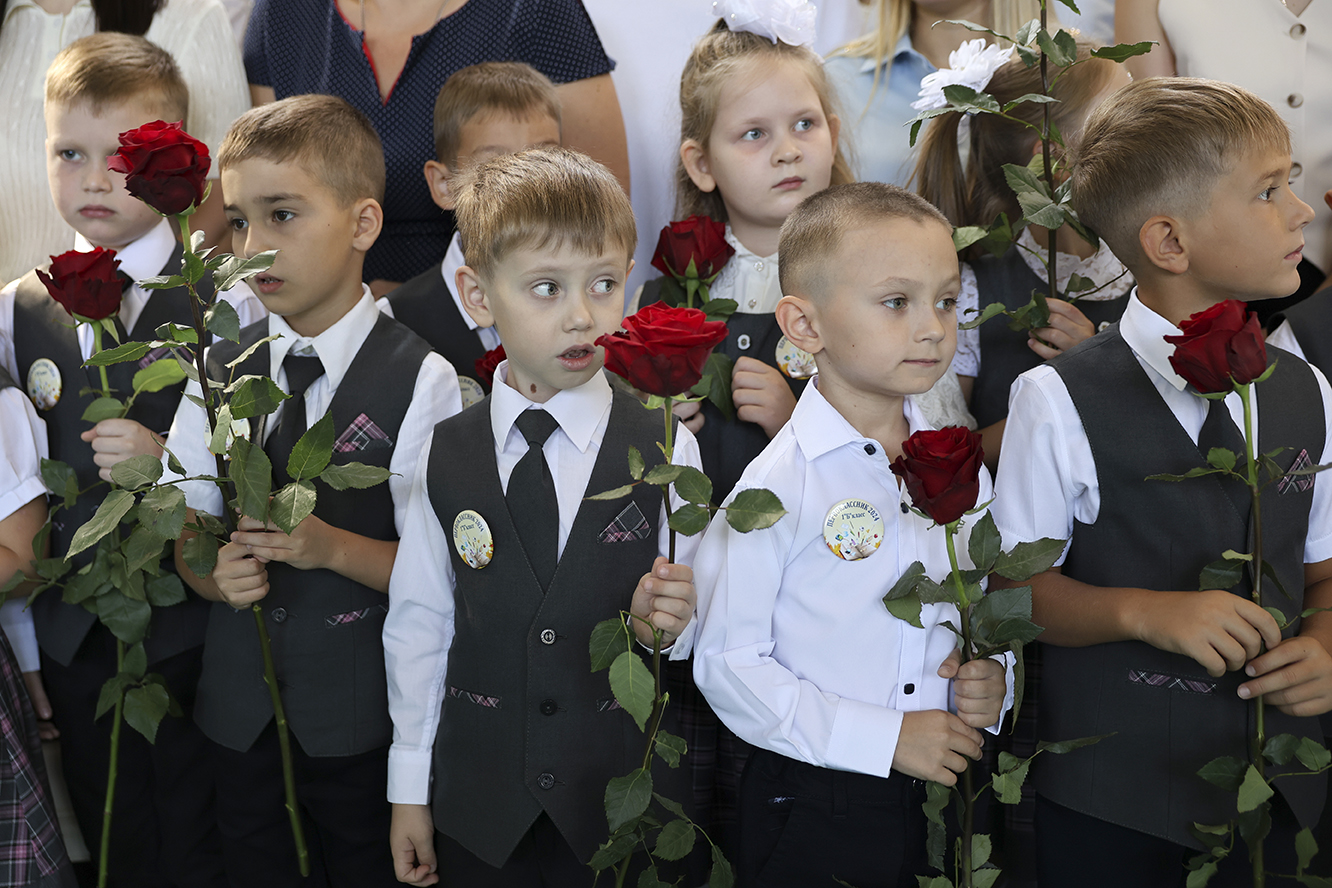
[776,335,815,379]
[26,358,61,411]
[453,510,494,569]
[457,376,485,410]
[823,499,884,561]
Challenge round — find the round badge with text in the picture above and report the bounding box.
[453,509,494,569]
[26,358,61,411]
[823,499,884,561]
[458,376,485,410]
[776,335,816,379]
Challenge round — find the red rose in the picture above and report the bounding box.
[650,215,735,280]
[596,301,729,396]
[1163,300,1267,394]
[890,427,985,526]
[474,345,505,389]
[107,121,210,216]
[36,247,124,322]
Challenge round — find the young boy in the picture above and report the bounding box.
[382,61,561,406]
[384,147,701,887]
[0,33,263,886]
[691,182,1012,888]
[991,78,1332,886]
[165,95,461,886]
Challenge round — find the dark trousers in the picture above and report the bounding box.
[434,813,593,887]
[41,629,223,888]
[209,723,394,888]
[1035,793,1303,888]
[737,748,928,888]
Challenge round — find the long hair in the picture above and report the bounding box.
[2,0,161,35]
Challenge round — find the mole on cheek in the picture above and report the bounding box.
[530,383,537,394]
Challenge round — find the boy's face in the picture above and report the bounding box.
[222,157,378,337]
[802,217,960,401]
[459,241,630,403]
[1185,146,1314,302]
[45,98,169,250]
[425,111,560,210]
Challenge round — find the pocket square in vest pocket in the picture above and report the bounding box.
[599,502,651,544]
[448,685,501,709]
[324,603,388,628]
[1278,448,1316,495]
[334,413,394,453]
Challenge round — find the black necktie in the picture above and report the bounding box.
[507,409,561,590]
[266,352,325,485]
[1198,396,1251,527]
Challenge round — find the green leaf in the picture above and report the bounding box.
[724,488,786,533]
[181,532,218,579]
[654,730,687,769]
[1146,466,1230,482]
[974,869,1000,888]
[709,844,734,888]
[588,833,636,871]
[652,793,687,820]
[1199,558,1244,592]
[138,483,187,540]
[123,641,147,679]
[993,537,1065,581]
[1297,875,1332,888]
[227,375,288,420]
[691,351,735,420]
[41,459,77,508]
[636,865,669,888]
[110,454,163,489]
[82,396,126,423]
[972,833,992,869]
[139,273,188,290]
[270,480,316,535]
[985,616,1045,649]
[1196,756,1248,792]
[587,484,636,502]
[993,756,1032,804]
[95,589,152,644]
[589,617,630,672]
[643,464,686,486]
[123,525,168,573]
[213,250,278,292]
[95,674,130,720]
[967,512,1002,573]
[1238,804,1272,850]
[703,298,738,322]
[226,333,283,369]
[1264,733,1302,767]
[1236,764,1274,813]
[628,446,645,481]
[123,682,171,744]
[228,437,272,522]
[1036,27,1077,66]
[287,412,334,481]
[1298,827,1319,874]
[972,584,1033,628]
[672,466,713,506]
[145,573,186,607]
[654,819,695,861]
[604,768,653,831]
[1018,190,1068,229]
[85,340,152,367]
[132,357,186,394]
[941,83,1001,115]
[320,462,392,491]
[204,299,241,343]
[1000,92,1062,114]
[1187,861,1219,888]
[182,247,206,285]
[953,226,990,252]
[609,650,655,731]
[1003,162,1049,199]
[1090,41,1155,63]
[1206,447,1237,472]
[884,562,928,601]
[1038,733,1114,756]
[66,490,136,560]
[668,503,710,536]
[1296,737,1332,772]
[884,593,925,629]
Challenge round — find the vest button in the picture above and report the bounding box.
[539,628,556,645]
[540,699,558,716]
[537,772,556,790]
[271,607,287,623]
[737,334,751,350]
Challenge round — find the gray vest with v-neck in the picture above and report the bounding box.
[1040,325,1326,846]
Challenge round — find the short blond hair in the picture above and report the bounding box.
[453,147,636,278]
[45,32,188,122]
[218,94,386,205]
[433,62,562,166]
[779,182,951,297]
[1072,77,1291,270]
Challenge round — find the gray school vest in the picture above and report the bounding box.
[12,244,212,667]
[384,267,491,394]
[1041,326,1326,846]
[194,313,431,756]
[426,390,688,867]
[1275,291,1332,376]
[970,248,1127,428]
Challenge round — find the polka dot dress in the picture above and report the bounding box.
[244,0,615,284]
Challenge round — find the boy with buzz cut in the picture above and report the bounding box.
[165,94,461,887]
[383,61,561,407]
[385,147,701,887]
[0,32,264,887]
[991,77,1332,886]
[691,182,1012,888]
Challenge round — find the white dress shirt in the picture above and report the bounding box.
[383,365,703,804]
[0,370,48,673]
[992,291,1332,566]
[692,379,1010,780]
[161,288,462,534]
[376,231,501,353]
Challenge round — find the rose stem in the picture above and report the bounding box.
[96,639,124,888]
[1240,381,1266,887]
[945,521,975,888]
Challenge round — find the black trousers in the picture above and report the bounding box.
[1035,793,1303,888]
[41,628,224,888]
[737,748,928,888]
[210,723,395,888]
[434,813,593,888]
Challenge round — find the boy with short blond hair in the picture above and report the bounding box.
[384,62,562,406]
[385,147,701,887]
[0,32,263,886]
[690,182,1011,887]
[992,77,1332,885]
[165,94,461,887]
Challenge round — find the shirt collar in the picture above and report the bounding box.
[857,33,926,74]
[266,286,378,392]
[440,231,479,331]
[723,225,776,264]
[791,375,933,460]
[1119,288,1190,391]
[489,363,613,454]
[74,217,176,283]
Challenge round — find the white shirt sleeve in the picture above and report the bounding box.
[0,386,46,673]
[389,354,462,533]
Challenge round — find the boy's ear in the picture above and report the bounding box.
[775,294,823,356]
[1139,214,1189,275]
[455,264,496,329]
[423,159,455,211]
[680,139,716,193]
[350,198,384,253]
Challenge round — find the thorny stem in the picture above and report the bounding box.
[1037,0,1055,325]
[1239,382,1266,888]
[96,639,125,888]
[664,398,676,563]
[90,320,112,400]
[253,604,310,876]
[945,523,975,888]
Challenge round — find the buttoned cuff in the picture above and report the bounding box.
[386,746,434,805]
[823,697,904,778]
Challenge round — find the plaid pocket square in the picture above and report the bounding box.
[334,413,394,453]
[1278,448,1316,495]
[599,502,651,543]
[137,345,175,370]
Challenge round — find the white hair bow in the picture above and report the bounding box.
[712,0,817,48]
